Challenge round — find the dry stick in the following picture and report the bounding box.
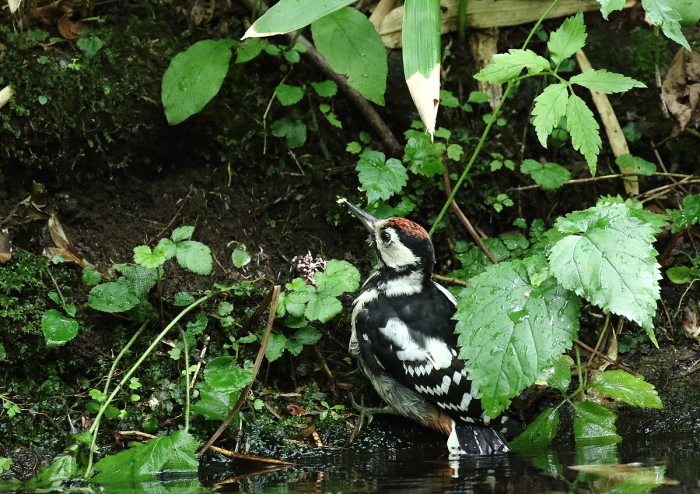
[198,285,282,456]
[208,445,293,466]
[574,339,639,376]
[442,164,498,264]
[432,273,469,287]
[575,49,638,196]
[238,0,402,156]
[511,172,700,192]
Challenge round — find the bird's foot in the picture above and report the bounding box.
[349,393,400,424]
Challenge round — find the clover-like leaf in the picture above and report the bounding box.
[89,282,141,313]
[357,150,408,203]
[276,84,304,106]
[42,310,79,348]
[455,256,581,416]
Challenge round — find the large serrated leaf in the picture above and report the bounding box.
[548,12,587,66]
[243,0,354,37]
[549,202,662,342]
[532,83,569,147]
[92,430,198,483]
[311,8,387,105]
[592,370,663,408]
[566,93,601,174]
[455,256,581,417]
[162,40,235,125]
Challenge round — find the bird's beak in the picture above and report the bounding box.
[342,199,378,233]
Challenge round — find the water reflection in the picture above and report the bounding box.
[201,432,698,494]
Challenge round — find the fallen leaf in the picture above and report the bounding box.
[661,47,700,133]
[57,9,82,40]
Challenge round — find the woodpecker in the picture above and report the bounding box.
[344,200,511,456]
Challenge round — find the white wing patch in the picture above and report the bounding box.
[433,280,457,306]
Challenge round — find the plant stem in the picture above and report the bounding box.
[103,322,147,396]
[182,329,190,433]
[429,0,563,235]
[84,287,236,477]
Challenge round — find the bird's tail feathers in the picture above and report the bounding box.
[447,421,511,456]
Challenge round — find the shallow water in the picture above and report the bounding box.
[199,429,700,493]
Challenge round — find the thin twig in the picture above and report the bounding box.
[198,285,281,456]
[432,273,469,286]
[574,339,639,376]
[442,164,497,264]
[208,444,294,466]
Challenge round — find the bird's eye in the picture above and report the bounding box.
[380,230,392,244]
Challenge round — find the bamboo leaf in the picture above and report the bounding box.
[243,0,355,38]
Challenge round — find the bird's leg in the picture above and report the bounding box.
[349,393,402,423]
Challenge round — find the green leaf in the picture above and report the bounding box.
[598,0,627,19]
[193,382,239,420]
[447,144,464,161]
[566,93,601,174]
[293,326,322,345]
[570,69,646,93]
[549,202,663,340]
[92,430,198,483]
[311,80,338,97]
[41,309,79,348]
[271,117,307,148]
[642,0,690,49]
[311,8,387,105]
[455,256,581,416]
[532,83,569,147]
[112,264,160,300]
[281,278,315,317]
[162,39,235,125]
[265,333,288,362]
[276,84,304,106]
[403,133,446,176]
[232,248,251,268]
[305,293,343,322]
[474,49,551,84]
[548,12,587,66]
[592,370,663,408]
[537,355,572,393]
[316,259,361,296]
[133,245,167,268]
[243,0,354,37]
[667,194,700,232]
[175,240,212,275]
[615,154,657,176]
[82,267,102,286]
[172,226,195,242]
[204,356,254,393]
[520,160,571,190]
[173,292,194,307]
[89,282,141,313]
[77,35,105,57]
[573,401,621,445]
[510,407,560,451]
[667,266,692,284]
[236,38,266,63]
[356,150,408,203]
